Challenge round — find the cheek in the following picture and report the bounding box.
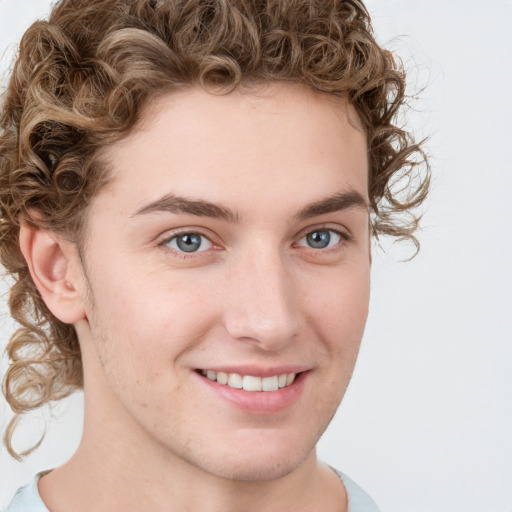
[307,265,370,404]
[305,263,370,344]
[86,270,218,360]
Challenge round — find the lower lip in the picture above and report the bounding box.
[195,371,308,414]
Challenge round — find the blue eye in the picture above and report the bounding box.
[299,229,342,249]
[165,232,212,253]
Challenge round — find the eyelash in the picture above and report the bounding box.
[159,229,216,260]
[293,227,353,258]
[158,226,352,259]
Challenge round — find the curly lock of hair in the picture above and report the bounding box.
[0,0,429,459]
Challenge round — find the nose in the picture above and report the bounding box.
[222,247,302,351]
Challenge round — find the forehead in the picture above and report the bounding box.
[96,82,368,217]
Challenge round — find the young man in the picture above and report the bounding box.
[0,0,428,510]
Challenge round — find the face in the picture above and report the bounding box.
[73,82,370,481]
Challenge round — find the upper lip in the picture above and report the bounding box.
[195,365,310,378]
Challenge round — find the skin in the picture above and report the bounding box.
[23,82,371,512]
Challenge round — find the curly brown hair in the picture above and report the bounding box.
[0,0,429,459]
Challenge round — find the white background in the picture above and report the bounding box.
[0,1,511,511]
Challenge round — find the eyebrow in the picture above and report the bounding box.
[132,194,239,222]
[132,190,368,222]
[294,190,368,221]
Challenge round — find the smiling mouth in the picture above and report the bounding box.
[197,370,297,392]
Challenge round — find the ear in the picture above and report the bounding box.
[19,221,87,324]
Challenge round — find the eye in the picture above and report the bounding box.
[164,232,213,253]
[297,229,343,250]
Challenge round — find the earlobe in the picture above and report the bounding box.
[19,221,86,325]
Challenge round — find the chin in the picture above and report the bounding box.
[200,452,305,482]
[188,429,319,482]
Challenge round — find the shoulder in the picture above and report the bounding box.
[3,472,50,512]
[333,468,382,512]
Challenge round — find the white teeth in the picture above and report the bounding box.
[217,371,228,385]
[228,373,243,389]
[200,370,297,392]
[243,375,262,391]
[262,376,279,391]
